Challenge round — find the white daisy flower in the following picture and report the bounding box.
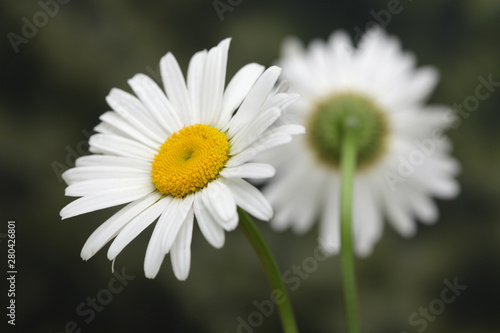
[60,38,302,280]
[261,29,460,256]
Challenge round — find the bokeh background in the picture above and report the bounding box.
[1,0,499,332]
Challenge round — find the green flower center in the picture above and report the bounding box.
[306,93,389,170]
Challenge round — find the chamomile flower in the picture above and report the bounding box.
[261,29,460,256]
[60,38,301,280]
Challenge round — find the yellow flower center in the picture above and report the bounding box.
[151,124,229,198]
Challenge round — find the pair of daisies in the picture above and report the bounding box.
[61,30,459,280]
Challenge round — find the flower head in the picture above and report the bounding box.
[261,29,460,256]
[60,39,301,280]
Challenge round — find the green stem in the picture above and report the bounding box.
[340,121,361,333]
[238,207,299,333]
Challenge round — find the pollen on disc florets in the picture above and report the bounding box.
[306,93,389,170]
[151,124,230,198]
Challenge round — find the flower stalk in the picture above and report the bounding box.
[340,117,361,333]
[238,207,299,333]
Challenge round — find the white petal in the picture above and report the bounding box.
[194,193,225,248]
[60,184,155,219]
[160,52,192,125]
[225,124,304,168]
[94,121,129,138]
[407,188,438,224]
[412,166,460,199]
[267,157,316,231]
[383,193,416,237]
[200,38,230,125]
[89,134,157,161]
[318,177,341,255]
[200,180,238,231]
[143,197,193,279]
[222,177,273,221]
[99,111,161,148]
[408,67,439,103]
[268,157,326,234]
[187,50,208,124]
[352,180,382,256]
[81,192,162,260]
[170,206,194,280]
[128,73,183,134]
[143,220,169,279]
[328,30,354,65]
[289,170,326,234]
[226,66,282,136]
[62,166,150,185]
[229,107,282,155]
[265,156,311,205]
[75,155,151,170]
[65,178,152,197]
[220,163,275,179]
[105,88,167,141]
[218,63,265,128]
[398,186,439,224]
[160,195,195,253]
[106,195,172,261]
[261,92,300,114]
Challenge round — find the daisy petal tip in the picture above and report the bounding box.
[144,268,159,280]
[218,37,232,48]
[355,246,373,258]
[223,217,239,232]
[318,240,339,256]
[172,266,190,281]
[212,241,225,250]
[106,87,125,102]
[127,74,144,87]
[401,227,417,238]
[262,210,273,222]
[159,52,176,69]
[293,124,306,134]
[59,207,72,220]
[246,63,265,73]
[106,244,121,261]
[80,251,93,261]
[268,65,282,75]
[175,274,188,281]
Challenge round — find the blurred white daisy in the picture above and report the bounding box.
[261,29,460,256]
[60,38,301,280]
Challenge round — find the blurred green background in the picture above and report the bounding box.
[1,0,499,332]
